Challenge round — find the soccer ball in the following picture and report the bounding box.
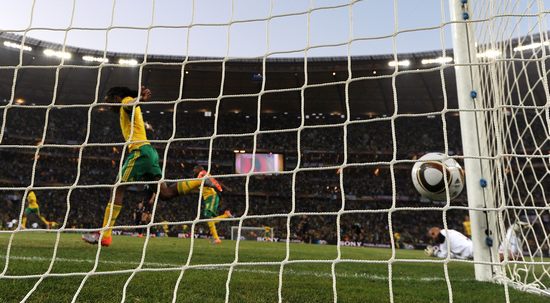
[411,152,465,201]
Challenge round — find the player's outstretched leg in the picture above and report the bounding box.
[157,179,205,200]
[213,210,233,224]
[158,176,221,201]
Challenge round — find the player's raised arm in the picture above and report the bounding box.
[139,86,152,102]
[104,86,150,110]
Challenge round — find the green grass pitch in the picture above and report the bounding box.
[0,232,548,303]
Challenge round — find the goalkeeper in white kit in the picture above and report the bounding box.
[425,227,473,260]
[498,222,525,261]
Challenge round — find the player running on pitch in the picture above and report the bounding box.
[21,191,56,229]
[178,165,232,244]
[82,87,217,247]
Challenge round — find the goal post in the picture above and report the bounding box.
[448,0,500,281]
[450,0,550,295]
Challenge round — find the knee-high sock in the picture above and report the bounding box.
[21,216,27,228]
[207,221,219,241]
[102,202,122,238]
[212,213,230,224]
[38,215,50,226]
[177,180,202,195]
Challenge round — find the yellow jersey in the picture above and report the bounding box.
[463,220,472,237]
[201,186,217,200]
[120,96,149,151]
[27,191,39,209]
[162,221,169,233]
[394,232,401,241]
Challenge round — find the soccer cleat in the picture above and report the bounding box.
[213,239,222,245]
[82,232,99,245]
[81,232,112,247]
[223,210,234,218]
[101,236,112,247]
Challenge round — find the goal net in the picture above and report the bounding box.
[0,0,548,302]
[464,0,550,295]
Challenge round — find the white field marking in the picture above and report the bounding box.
[0,255,472,282]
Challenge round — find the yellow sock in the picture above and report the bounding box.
[21,216,27,228]
[39,216,49,226]
[177,180,201,195]
[102,202,122,238]
[215,213,230,219]
[212,213,230,224]
[207,221,219,241]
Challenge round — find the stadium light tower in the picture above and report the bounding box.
[449,0,500,281]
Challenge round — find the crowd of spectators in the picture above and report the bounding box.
[0,108,547,248]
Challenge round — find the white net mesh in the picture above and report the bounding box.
[0,0,549,302]
[469,0,550,295]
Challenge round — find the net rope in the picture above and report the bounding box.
[472,0,550,296]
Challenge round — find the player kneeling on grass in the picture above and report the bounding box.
[82,87,217,247]
[21,191,57,229]
[178,165,233,244]
[424,227,473,260]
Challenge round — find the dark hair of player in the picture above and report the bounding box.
[193,165,205,176]
[105,87,139,101]
[104,87,139,112]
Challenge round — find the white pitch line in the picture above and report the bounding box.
[1,255,181,268]
[0,255,468,282]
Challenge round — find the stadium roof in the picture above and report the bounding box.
[0,32,546,115]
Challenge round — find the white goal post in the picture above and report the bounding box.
[450,0,550,296]
[449,0,500,281]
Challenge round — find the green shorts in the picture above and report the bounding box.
[203,194,220,218]
[25,207,39,216]
[120,144,162,182]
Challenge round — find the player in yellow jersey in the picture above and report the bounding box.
[264,226,273,241]
[177,165,232,244]
[463,215,471,238]
[394,231,402,249]
[21,191,56,229]
[82,87,218,247]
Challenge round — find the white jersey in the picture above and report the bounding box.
[435,229,474,260]
[498,225,522,258]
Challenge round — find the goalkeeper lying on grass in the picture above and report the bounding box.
[424,227,473,260]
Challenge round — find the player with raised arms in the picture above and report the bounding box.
[21,191,56,229]
[82,87,217,247]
